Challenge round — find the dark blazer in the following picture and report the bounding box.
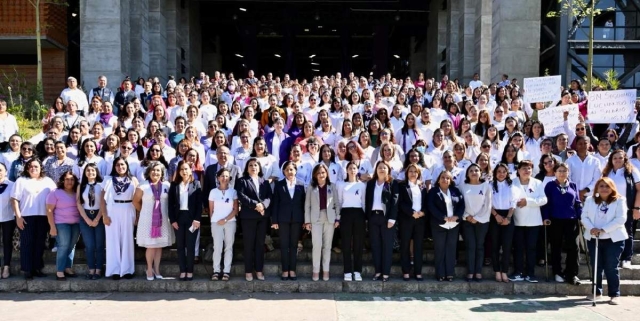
[202,162,242,207]
[235,176,273,219]
[264,130,292,167]
[397,181,426,220]
[168,180,203,224]
[271,178,306,224]
[364,180,399,221]
[425,186,465,225]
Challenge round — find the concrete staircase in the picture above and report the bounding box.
[1,238,639,295]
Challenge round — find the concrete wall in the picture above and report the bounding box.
[130,0,150,80]
[490,0,541,83]
[457,0,476,85]
[446,0,460,79]
[149,0,168,83]
[474,0,492,84]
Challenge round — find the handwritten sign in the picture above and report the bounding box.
[523,75,562,103]
[587,89,637,124]
[538,104,580,137]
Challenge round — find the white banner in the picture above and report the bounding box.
[587,89,637,124]
[537,104,580,137]
[523,75,562,103]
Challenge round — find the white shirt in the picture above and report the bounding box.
[0,114,19,143]
[460,182,492,224]
[209,187,237,222]
[441,188,454,218]
[565,154,602,194]
[10,177,56,216]
[60,88,89,114]
[80,182,104,210]
[492,180,518,210]
[286,179,296,199]
[469,80,484,90]
[372,181,385,211]
[179,182,189,210]
[607,167,640,197]
[512,178,548,226]
[409,182,422,212]
[0,179,15,222]
[337,181,365,210]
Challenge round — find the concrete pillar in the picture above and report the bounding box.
[80,0,127,88]
[409,35,427,79]
[165,0,180,78]
[474,0,492,84]
[491,0,541,82]
[446,0,460,79]
[457,0,476,85]
[130,0,150,80]
[426,0,447,79]
[179,0,189,78]
[119,0,131,78]
[149,0,168,83]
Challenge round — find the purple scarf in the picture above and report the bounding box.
[99,112,114,126]
[150,182,163,238]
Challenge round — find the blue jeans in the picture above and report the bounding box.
[587,238,624,297]
[55,223,80,272]
[78,211,106,270]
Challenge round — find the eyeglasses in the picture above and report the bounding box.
[380,132,390,136]
[121,146,133,150]
[241,136,250,139]
[543,161,555,165]
[608,134,616,138]
[576,127,585,131]
[495,110,504,114]
[21,147,33,152]
[150,149,161,152]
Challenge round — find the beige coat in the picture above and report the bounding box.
[304,183,341,224]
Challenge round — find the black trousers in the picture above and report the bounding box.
[490,210,515,273]
[400,216,425,274]
[549,218,580,278]
[279,222,302,272]
[513,225,540,277]
[175,212,197,273]
[242,217,267,273]
[431,221,459,278]
[19,216,48,273]
[621,211,638,261]
[341,208,366,274]
[368,212,394,275]
[462,221,489,275]
[1,219,16,267]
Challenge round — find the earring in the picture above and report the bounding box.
[594,193,599,198]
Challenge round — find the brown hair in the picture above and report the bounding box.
[593,177,621,204]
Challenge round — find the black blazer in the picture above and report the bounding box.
[168,180,203,224]
[425,186,465,225]
[364,180,399,221]
[397,181,427,220]
[202,162,242,208]
[271,178,306,224]
[235,176,273,219]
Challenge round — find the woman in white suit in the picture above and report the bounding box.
[304,163,341,281]
[581,177,629,305]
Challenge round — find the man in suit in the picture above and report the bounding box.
[114,79,136,116]
[203,146,241,208]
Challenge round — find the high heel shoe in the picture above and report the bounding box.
[372,274,382,281]
[153,270,163,280]
[312,272,320,281]
[146,270,154,281]
[322,272,330,281]
[2,266,10,279]
[281,273,289,281]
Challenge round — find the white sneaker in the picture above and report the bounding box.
[344,273,353,281]
[354,272,363,282]
[555,274,565,283]
[51,246,57,253]
[622,260,632,269]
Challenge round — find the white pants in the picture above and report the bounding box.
[105,205,135,277]
[311,210,335,273]
[211,221,237,273]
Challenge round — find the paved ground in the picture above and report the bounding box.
[0,292,637,321]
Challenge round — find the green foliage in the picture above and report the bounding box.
[586,69,620,90]
[547,0,615,18]
[0,67,50,121]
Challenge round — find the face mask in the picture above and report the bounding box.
[228,85,236,91]
[416,146,426,154]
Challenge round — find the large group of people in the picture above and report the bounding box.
[0,69,639,306]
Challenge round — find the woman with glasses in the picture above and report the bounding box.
[0,163,15,279]
[9,142,36,182]
[11,159,56,279]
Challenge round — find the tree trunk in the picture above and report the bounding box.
[586,0,595,91]
[35,0,44,102]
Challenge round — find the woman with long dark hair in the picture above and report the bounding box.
[235,158,272,281]
[398,164,427,281]
[490,163,518,283]
[76,163,105,279]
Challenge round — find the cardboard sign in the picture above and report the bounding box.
[587,89,637,123]
[523,75,562,103]
[538,104,580,137]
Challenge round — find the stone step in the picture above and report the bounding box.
[1,278,640,296]
[6,262,640,280]
[5,248,640,265]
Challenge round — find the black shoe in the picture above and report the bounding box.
[403,275,410,281]
[465,277,473,282]
[92,274,102,280]
[372,274,382,281]
[415,276,424,282]
[446,277,454,282]
[85,273,93,280]
[33,270,47,278]
[24,272,33,280]
[123,274,134,279]
[64,272,78,278]
[186,276,193,281]
[56,276,67,281]
[473,276,483,283]
[382,276,389,282]
[112,275,121,281]
[288,275,297,281]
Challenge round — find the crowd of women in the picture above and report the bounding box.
[0,70,638,305]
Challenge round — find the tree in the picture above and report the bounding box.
[27,0,68,102]
[547,0,614,90]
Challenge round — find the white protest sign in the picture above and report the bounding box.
[538,104,580,137]
[587,89,637,124]
[523,75,562,103]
